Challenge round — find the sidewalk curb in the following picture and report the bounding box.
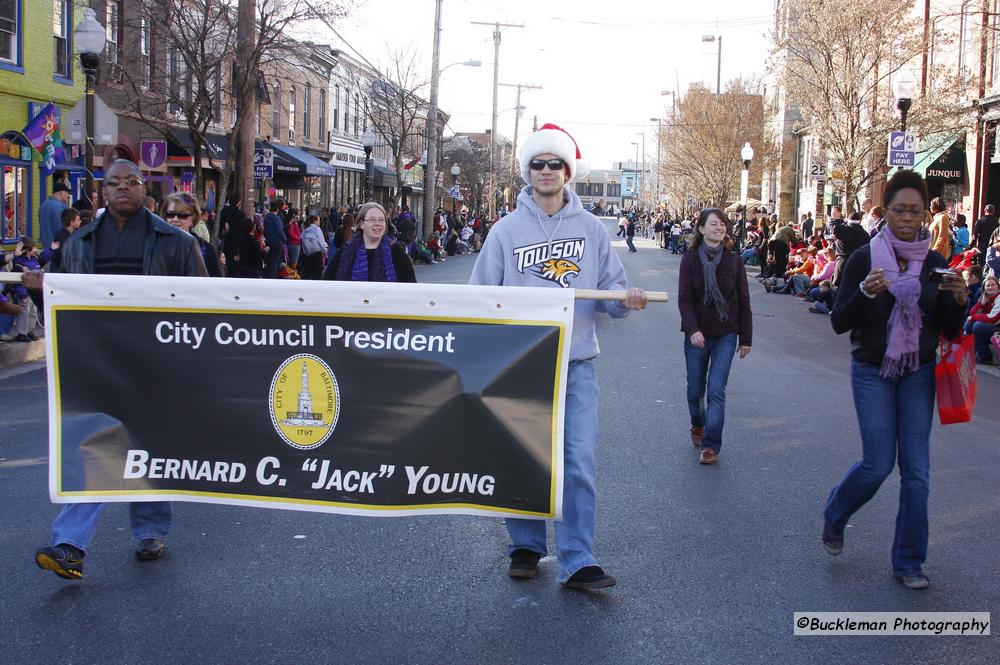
[0,338,45,370]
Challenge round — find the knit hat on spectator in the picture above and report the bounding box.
[519,123,589,185]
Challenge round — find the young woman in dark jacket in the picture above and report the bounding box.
[677,208,753,464]
[823,170,967,590]
[322,202,415,283]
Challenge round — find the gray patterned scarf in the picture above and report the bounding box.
[698,242,728,322]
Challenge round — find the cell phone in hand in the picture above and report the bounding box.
[928,267,953,283]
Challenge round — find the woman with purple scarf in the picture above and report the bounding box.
[322,202,416,283]
[823,170,967,590]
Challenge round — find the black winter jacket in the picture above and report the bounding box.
[59,209,208,277]
[831,245,964,367]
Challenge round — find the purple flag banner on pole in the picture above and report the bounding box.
[22,103,66,176]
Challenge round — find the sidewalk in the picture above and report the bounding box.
[748,263,1000,380]
[0,337,45,369]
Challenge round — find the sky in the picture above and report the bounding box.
[314,0,775,170]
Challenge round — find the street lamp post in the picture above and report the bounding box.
[740,141,754,250]
[74,8,106,208]
[423,42,481,238]
[477,174,484,212]
[649,117,663,205]
[361,129,376,202]
[701,35,722,95]
[892,69,917,132]
[630,141,638,210]
[638,132,646,208]
[450,163,460,215]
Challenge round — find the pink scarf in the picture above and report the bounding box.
[869,225,931,378]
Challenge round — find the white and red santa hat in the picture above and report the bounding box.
[519,123,589,185]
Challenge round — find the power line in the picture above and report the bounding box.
[442,110,743,130]
[544,15,772,29]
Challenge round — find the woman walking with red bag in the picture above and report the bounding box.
[823,170,967,590]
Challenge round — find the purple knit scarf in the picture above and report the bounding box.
[342,235,396,282]
[869,225,931,378]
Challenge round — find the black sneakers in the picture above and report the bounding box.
[561,565,617,590]
[35,544,84,580]
[822,519,844,556]
[135,538,165,561]
[508,548,541,579]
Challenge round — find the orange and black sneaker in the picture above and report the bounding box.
[35,544,84,580]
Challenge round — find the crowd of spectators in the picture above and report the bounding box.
[739,200,1000,364]
[2,175,501,343]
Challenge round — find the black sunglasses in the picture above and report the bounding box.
[164,211,193,219]
[529,158,566,171]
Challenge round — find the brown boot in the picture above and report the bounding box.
[690,426,705,448]
[699,449,718,465]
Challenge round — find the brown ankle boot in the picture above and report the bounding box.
[690,426,705,448]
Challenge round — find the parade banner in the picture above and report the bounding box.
[45,275,573,519]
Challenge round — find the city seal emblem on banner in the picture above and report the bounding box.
[268,353,340,450]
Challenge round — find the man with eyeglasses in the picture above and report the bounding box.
[470,123,648,591]
[24,159,207,581]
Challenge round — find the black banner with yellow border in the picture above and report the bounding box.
[45,276,573,518]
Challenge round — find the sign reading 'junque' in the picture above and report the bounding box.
[45,275,573,519]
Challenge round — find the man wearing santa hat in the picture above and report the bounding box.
[470,123,647,590]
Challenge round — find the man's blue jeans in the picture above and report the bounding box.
[506,360,600,583]
[266,242,285,278]
[684,332,738,453]
[52,502,172,554]
[964,320,996,361]
[824,361,934,576]
[779,273,811,295]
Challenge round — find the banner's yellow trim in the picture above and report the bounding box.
[51,304,567,517]
[54,488,555,517]
[49,304,566,329]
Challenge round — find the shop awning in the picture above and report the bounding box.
[256,140,303,176]
[167,130,231,163]
[373,164,397,186]
[268,142,336,177]
[889,132,965,180]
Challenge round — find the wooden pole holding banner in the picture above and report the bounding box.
[0,274,669,302]
[575,289,668,302]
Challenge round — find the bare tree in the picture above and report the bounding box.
[774,0,965,212]
[119,1,235,207]
[442,136,488,214]
[119,0,351,241]
[660,78,778,208]
[351,49,429,210]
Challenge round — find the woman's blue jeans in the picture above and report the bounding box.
[824,361,935,576]
[684,332,738,453]
[52,502,172,554]
[964,320,996,361]
[506,360,600,583]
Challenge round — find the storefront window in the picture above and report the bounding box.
[2,165,28,242]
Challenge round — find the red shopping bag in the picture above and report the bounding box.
[935,335,977,425]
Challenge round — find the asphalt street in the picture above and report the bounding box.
[1,221,997,664]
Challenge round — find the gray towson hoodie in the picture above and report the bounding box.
[469,186,630,361]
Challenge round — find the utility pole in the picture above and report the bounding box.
[532,115,538,132]
[423,0,443,239]
[237,0,256,216]
[471,20,523,219]
[499,82,541,203]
